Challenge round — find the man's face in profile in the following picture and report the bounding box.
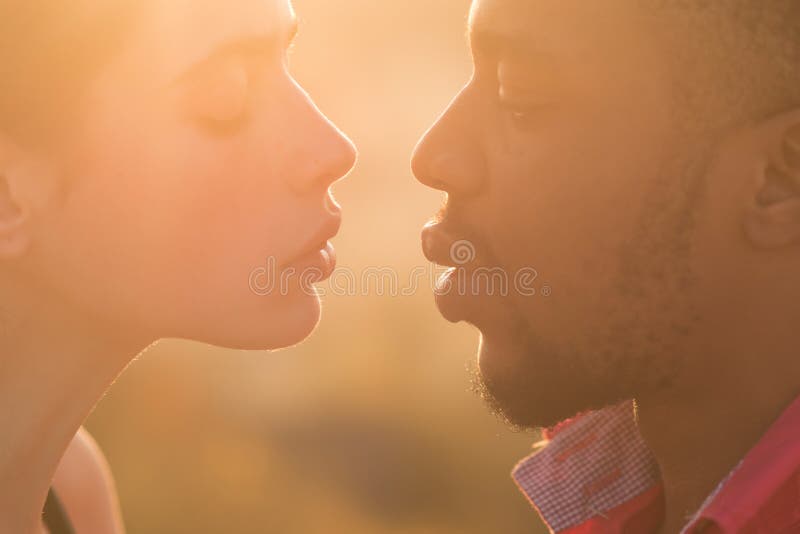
[414,0,741,427]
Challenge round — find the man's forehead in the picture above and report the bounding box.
[469,0,642,55]
[469,0,541,34]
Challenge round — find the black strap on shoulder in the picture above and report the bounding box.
[43,487,76,534]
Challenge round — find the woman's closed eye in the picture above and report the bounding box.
[180,55,251,137]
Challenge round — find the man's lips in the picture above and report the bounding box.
[421,220,483,268]
[421,219,519,325]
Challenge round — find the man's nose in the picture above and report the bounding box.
[412,86,486,196]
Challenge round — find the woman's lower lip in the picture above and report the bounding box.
[289,241,337,283]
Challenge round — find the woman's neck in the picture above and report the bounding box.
[0,284,149,534]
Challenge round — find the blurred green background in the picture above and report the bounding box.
[88,1,547,532]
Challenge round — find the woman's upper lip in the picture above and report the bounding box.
[285,215,342,265]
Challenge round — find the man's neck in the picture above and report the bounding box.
[0,284,148,534]
[636,359,800,533]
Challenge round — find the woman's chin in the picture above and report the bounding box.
[190,292,323,351]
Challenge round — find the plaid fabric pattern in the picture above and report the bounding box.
[512,401,661,533]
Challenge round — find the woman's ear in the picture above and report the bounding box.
[0,174,29,258]
[743,115,800,249]
[0,134,41,260]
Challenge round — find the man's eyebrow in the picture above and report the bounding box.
[470,24,537,59]
[469,28,509,57]
[469,24,556,71]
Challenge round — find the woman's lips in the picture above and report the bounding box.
[282,214,342,284]
[288,240,337,283]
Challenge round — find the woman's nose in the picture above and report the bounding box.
[284,88,357,195]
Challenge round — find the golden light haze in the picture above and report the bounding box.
[87,1,547,533]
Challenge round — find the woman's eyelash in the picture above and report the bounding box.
[192,107,251,137]
[180,57,252,133]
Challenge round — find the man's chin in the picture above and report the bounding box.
[475,332,616,431]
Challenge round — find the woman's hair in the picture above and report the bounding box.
[0,1,145,144]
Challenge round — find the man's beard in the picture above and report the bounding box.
[470,140,712,432]
[470,325,654,431]
[470,285,698,431]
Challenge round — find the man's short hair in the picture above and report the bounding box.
[642,0,800,126]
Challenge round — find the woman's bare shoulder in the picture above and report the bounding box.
[51,427,126,534]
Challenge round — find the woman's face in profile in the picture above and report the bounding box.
[30,0,356,349]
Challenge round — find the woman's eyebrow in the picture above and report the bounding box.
[215,18,299,58]
[170,17,299,85]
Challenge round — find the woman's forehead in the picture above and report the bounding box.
[114,0,296,85]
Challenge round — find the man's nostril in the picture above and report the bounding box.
[431,179,449,191]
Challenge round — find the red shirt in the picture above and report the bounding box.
[512,398,800,533]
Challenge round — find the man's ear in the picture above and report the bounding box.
[743,113,800,249]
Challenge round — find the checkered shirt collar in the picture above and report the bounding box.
[512,401,661,533]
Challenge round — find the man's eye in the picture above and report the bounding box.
[509,107,536,126]
[500,100,543,131]
[498,83,553,131]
